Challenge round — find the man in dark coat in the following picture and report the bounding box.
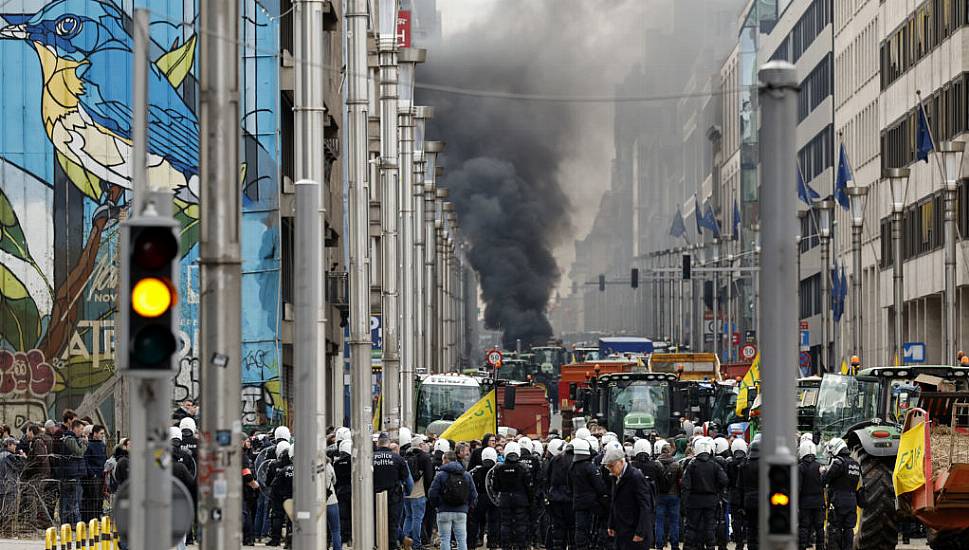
[82,425,108,522]
[821,438,862,550]
[603,446,654,550]
[682,437,728,550]
[797,441,824,550]
[568,438,608,550]
[543,440,574,550]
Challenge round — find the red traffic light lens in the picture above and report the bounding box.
[132,325,177,365]
[132,227,178,270]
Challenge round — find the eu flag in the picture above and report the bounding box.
[694,193,703,236]
[701,201,721,238]
[835,143,852,211]
[797,165,820,206]
[917,103,934,163]
[670,209,687,239]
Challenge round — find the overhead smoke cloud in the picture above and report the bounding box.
[419,0,648,348]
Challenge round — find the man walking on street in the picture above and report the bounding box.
[604,445,654,550]
[60,419,88,527]
[429,451,478,550]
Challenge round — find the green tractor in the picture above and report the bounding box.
[813,365,969,549]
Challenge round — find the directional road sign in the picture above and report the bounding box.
[903,342,926,364]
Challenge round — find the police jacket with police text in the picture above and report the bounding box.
[607,464,654,540]
[568,455,608,511]
[492,457,533,508]
[821,453,861,507]
[798,455,824,509]
[682,454,727,508]
[373,446,413,496]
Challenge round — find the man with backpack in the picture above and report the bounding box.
[653,441,682,550]
[429,451,478,550]
[404,435,435,550]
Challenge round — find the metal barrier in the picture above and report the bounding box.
[44,516,118,549]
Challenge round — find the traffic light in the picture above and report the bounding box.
[682,254,692,280]
[119,216,180,375]
[631,268,639,289]
[767,464,794,535]
[598,274,605,291]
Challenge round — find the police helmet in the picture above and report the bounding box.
[799,432,813,444]
[179,417,197,434]
[169,427,182,442]
[633,439,652,457]
[548,439,565,456]
[518,437,533,454]
[604,440,623,455]
[575,428,592,440]
[504,442,521,459]
[587,437,600,453]
[713,437,730,455]
[274,425,292,442]
[335,427,352,442]
[534,441,545,457]
[601,432,618,445]
[338,439,352,454]
[798,440,817,459]
[434,438,451,453]
[730,438,748,454]
[482,446,499,463]
[276,440,291,457]
[694,437,715,456]
[826,437,848,457]
[571,437,592,456]
[287,443,294,458]
[399,427,412,446]
[653,439,669,456]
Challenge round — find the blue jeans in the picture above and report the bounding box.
[59,480,81,526]
[328,502,343,550]
[437,511,468,550]
[403,497,428,548]
[656,495,681,547]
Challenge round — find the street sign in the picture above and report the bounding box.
[740,343,758,361]
[732,332,741,346]
[799,320,809,330]
[745,330,757,344]
[799,330,810,351]
[114,478,194,546]
[486,349,503,367]
[705,319,717,334]
[903,342,926,364]
[799,351,812,370]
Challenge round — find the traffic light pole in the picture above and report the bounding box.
[198,0,243,544]
[758,61,799,550]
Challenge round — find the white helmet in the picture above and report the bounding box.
[798,440,817,459]
[587,437,600,453]
[624,443,635,457]
[534,441,545,457]
[800,432,814,443]
[518,437,533,454]
[713,437,730,456]
[601,432,618,445]
[826,437,848,457]
[338,439,352,454]
[274,426,291,442]
[169,427,182,441]
[434,439,451,453]
[179,417,197,434]
[548,439,565,456]
[336,427,352,442]
[575,428,592,440]
[653,439,669,456]
[571,437,592,456]
[399,427,412,446]
[694,437,715,456]
[731,439,748,454]
[633,439,652,456]
[286,443,294,458]
[504,441,521,458]
[604,440,623,455]
[276,440,291,457]
[482,447,499,463]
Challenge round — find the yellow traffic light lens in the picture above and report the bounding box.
[131,278,174,318]
[770,493,790,506]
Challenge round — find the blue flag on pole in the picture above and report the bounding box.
[797,165,820,206]
[835,143,852,210]
[694,193,703,236]
[840,262,848,317]
[700,201,721,238]
[917,103,934,163]
[670,208,687,239]
[732,199,740,238]
[831,263,841,322]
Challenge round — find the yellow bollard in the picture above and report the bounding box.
[75,521,87,549]
[45,527,58,550]
[88,519,100,550]
[59,524,72,550]
[100,517,112,550]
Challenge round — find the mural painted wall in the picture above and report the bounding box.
[0,0,283,431]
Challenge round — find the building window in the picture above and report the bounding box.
[882,72,969,169]
[798,53,832,122]
[800,273,821,319]
[798,124,833,183]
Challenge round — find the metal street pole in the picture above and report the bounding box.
[886,168,910,364]
[847,186,868,360]
[198,0,243,544]
[727,253,734,361]
[378,0,401,434]
[713,240,720,357]
[940,141,965,363]
[412,113,433,382]
[127,13,173,550]
[757,60,799,550]
[817,200,834,372]
[680,251,687,349]
[424,182,438,373]
[668,250,675,342]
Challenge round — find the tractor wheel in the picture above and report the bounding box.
[851,444,898,550]
[927,528,969,550]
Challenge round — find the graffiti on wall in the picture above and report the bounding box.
[0,0,282,429]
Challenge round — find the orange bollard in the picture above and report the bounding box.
[45,527,58,550]
[59,524,72,550]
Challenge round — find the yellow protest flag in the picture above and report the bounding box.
[440,389,497,442]
[840,359,849,375]
[736,352,761,417]
[893,420,927,495]
[373,394,381,432]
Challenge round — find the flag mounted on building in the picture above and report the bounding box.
[917,101,934,162]
[835,143,853,210]
[670,208,687,239]
[797,161,820,205]
[694,193,703,236]
[700,200,721,238]
[831,263,841,322]
[732,199,740,239]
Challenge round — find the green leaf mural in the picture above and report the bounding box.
[0,187,35,264]
[0,263,42,351]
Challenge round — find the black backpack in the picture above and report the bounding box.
[441,471,470,506]
[406,451,423,483]
[655,460,675,494]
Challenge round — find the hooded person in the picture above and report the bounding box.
[682,437,728,550]
[797,440,824,550]
[543,438,574,550]
[470,446,500,549]
[568,437,609,550]
[490,442,533,550]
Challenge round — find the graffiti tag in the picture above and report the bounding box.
[0,349,55,397]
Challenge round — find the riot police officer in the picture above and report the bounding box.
[726,439,748,550]
[739,439,760,550]
[544,439,573,550]
[821,438,862,550]
[629,439,663,495]
[569,438,609,550]
[373,432,413,550]
[333,438,353,545]
[682,437,728,550]
[471,446,500,548]
[267,441,294,546]
[797,440,824,550]
[492,442,533,550]
[519,437,545,546]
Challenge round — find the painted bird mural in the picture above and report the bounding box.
[0,0,200,224]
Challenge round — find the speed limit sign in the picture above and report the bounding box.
[486,349,503,366]
[740,343,758,361]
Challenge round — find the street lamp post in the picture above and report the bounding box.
[726,252,734,361]
[886,168,910,364]
[817,199,834,371]
[940,141,965,363]
[847,185,869,361]
[712,239,720,357]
